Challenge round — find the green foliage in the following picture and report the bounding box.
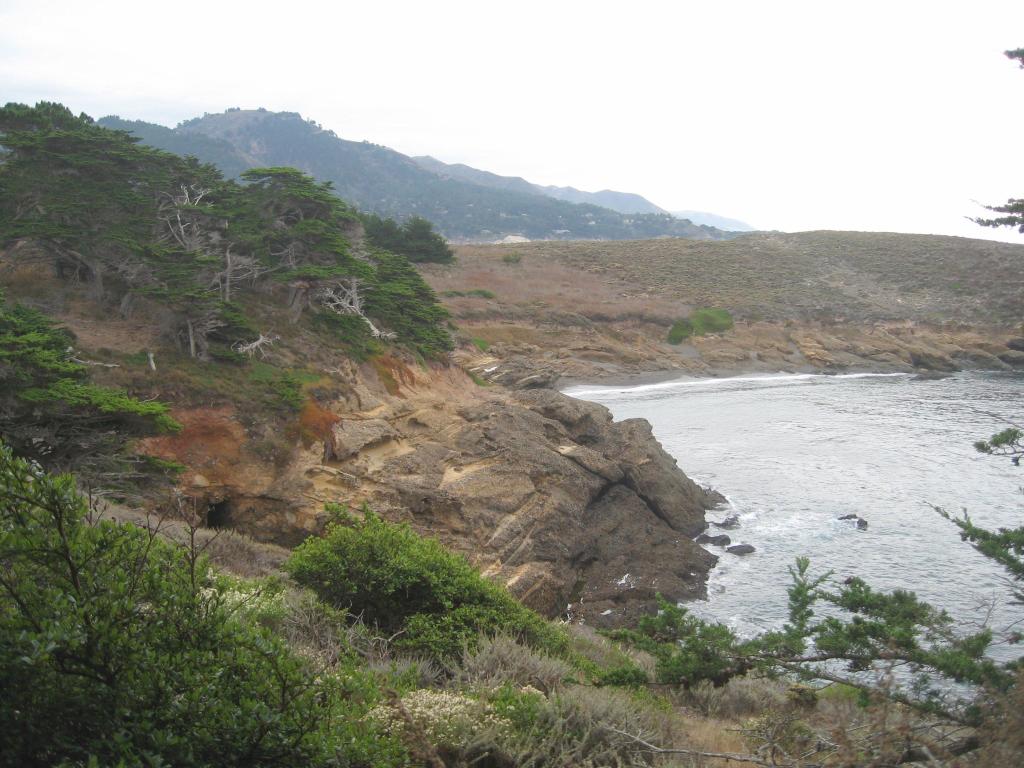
[0,443,349,767]
[691,307,735,334]
[363,213,454,264]
[667,318,694,343]
[502,253,522,265]
[0,296,178,471]
[245,363,323,412]
[442,288,496,299]
[488,682,546,730]
[667,307,734,343]
[311,310,381,359]
[607,595,743,688]
[0,103,452,364]
[138,453,187,476]
[973,427,1023,462]
[471,337,490,352]
[286,506,566,659]
[363,249,453,358]
[594,663,650,688]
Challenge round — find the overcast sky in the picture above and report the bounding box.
[2,0,1023,241]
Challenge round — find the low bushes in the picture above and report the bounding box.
[459,634,572,693]
[667,306,734,344]
[0,444,358,767]
[285,506,568,659]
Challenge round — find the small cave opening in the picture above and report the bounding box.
[206,499,233,529]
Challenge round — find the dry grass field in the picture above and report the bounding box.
[420,231,1024,380]
[444,231,1024,326]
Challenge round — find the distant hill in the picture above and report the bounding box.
[412,155,667,215]
[540,186,666,214]
[672,210,756,231]
[98,116,252,179]
[411,155,539,196]
[99,109,733,243]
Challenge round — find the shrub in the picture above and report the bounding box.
[667,307,734,344]
[368,689,510,748]
[606,595,743,688]
[362,213,454,264]
[681,676,787,719]
[285,507,568,659]
[502,253,522,265]
[485,686,661,768]
[667,318,694,344]
[0,442,341,767]
[691,307,734,334]
[441,288,496,299]
[471,337,490,352]
[459,634,571,694]
[595,663,650,688]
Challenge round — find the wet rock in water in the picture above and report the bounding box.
[839,513,868,530]
[998,349,1024,368]
[714,513,741,529]
[726,544,756,555]
[696,533,732,547]
[704,489,728,507]
[909,350,958,372]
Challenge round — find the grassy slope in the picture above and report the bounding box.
[453,231,1024,327]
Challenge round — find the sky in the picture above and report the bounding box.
[2,0,1023,242]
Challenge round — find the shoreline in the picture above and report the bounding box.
[555,362,946,393]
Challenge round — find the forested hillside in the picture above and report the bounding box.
[100,110,732,242]
[0,102,450,477]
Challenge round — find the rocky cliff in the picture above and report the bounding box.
[140,358,721,627]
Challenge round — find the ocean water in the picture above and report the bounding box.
[565,372,1024,657]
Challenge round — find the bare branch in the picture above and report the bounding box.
[315,278,396,340]
[66,347,120,368]
[232,333,280,359]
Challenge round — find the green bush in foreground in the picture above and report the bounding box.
[0,442,352,767]
[286,506,568,659]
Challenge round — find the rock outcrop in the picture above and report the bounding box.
[696,533,732,547]
[143,363,720,628]
[727,544,756,555]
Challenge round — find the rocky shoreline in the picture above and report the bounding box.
[141,360,727,628]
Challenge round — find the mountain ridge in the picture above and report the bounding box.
[98,109,737,243]
[412,155,670,215]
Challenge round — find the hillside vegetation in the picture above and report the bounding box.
[99,110,733,243]
[4,442,1022,767]
[423,232,1024,383]
[0,102,450,476]
[459,232,1024,326]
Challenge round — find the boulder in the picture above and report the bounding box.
[330,418,398,461]
[726,544,756,555]
[696,533,731,547]
[1006,337,1024,352]
[838,513,868,530]
[909,350,959,372]
[714,513,741,529]
[997,350,1024,368]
